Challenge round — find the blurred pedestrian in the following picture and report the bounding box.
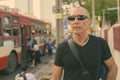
[26,38,33,63]
[47,38,54,56]
[15,62,36,80]
[41,35,47,55]
[31,40,41,67]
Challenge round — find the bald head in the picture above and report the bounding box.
[70,6,90,18]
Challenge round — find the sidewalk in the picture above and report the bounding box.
[31,50,120,80]
[31,54,55,80]
[34,60,54,80]
[112,50,120,80]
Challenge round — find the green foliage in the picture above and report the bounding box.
[105,10,117,26]
[62,0,72,3]
[79,0,117,25]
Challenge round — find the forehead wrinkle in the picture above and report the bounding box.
[70,7,90,18]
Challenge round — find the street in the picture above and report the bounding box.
[0,66,20,80]
[0,48,120,80]
[0,53,55,80]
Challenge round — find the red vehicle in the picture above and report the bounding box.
[0,8,51,73]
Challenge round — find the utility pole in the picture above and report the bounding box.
[117,0,120,23]
[56,0,63,46]
[92,0,95,28]
[102,9,105,26]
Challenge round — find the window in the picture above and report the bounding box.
[3,15,11,27]
[4,29,12,36]
[26,26,30,38]
[2,14,12,36]
[13,16,18,23]
[13,28,19,36]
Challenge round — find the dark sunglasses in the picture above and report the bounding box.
[68,15,89,21]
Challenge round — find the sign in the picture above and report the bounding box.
[56,13,62,19]
[63,20,68,29]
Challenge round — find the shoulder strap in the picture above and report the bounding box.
[68,39,88,74]
[96,37,108,80]
[23,72,27,80]
[96,37,101,80]
[20,72,27,80]
[68,39,84,66]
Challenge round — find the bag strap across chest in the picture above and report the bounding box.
[68,37,107,80]
[68,39,90,76]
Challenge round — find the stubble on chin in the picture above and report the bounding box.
[72,28,83,36]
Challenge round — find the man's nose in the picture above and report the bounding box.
[74,17,78,21]
[74,17,80,22]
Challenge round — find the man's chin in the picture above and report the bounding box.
[73,32,82,35]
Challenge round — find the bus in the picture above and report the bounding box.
[0,8,51,73]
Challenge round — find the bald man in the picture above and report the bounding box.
[51,6,118,80]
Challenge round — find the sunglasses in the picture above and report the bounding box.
[68,15,89,21]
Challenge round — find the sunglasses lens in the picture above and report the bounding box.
[68,16,75,21]
[77,15,88,20]
[68,15,88,21]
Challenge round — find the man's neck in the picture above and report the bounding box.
[72,33,89,46]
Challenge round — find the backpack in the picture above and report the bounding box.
[16,72,27,80]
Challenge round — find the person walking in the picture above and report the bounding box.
[31,40,41,67]
[51,6,118,80]
[42,36,47,55]
[47,38,54,56]
[26,38,33,63]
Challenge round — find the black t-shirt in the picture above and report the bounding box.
[54,35,112,80]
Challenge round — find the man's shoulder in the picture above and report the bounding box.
[57,41,68,49]
[90,35,106,42]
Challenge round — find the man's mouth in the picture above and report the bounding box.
[73,23,80,27]
[72,23,82,30]
[73,27,81,30]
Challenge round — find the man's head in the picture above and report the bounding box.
[68,6,92,35]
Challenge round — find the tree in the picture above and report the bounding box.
[79,0,117,26]
[105,10,117,26]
